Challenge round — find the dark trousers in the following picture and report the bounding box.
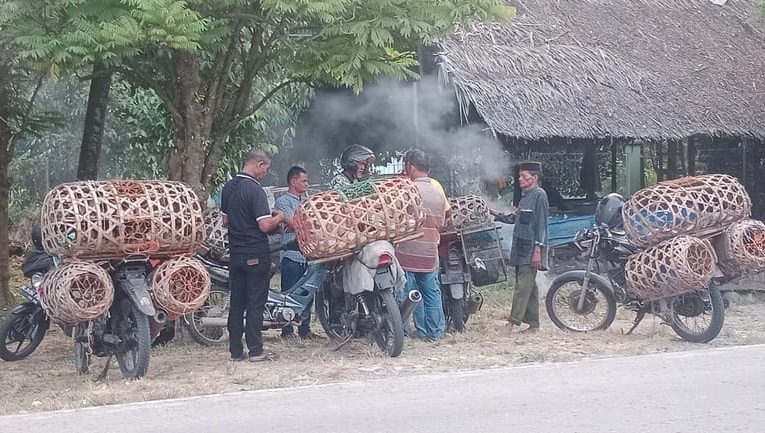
[510,265,540,328]
[228,254,270,357]
[281,258,310,336]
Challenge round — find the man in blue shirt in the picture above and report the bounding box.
[273,166,314,339]
[220,149,286,362]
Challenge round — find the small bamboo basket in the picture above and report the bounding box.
[40,180,205,260]
[293,177,425,259]
[625,235,716,301]
[622,174,751,248]
[203,208,228,255]
[442,195,491,233]
[40,262,114,325]
[151,257,211,319]
[713,218,765,277]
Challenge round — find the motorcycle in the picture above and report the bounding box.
[315,240,416,357]
[438,225,506,332]
[184,251,328,346]
[544,223,725,343]
[72,254,158,379]
[187,240,420,357]
[0,235,57,361]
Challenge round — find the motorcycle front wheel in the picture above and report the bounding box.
[545,274,617,332]
[0,306,49,361]
[373,289,404,357]
[315,282,348,341]
[184,288,230,346]
[668,283,725,343]
[115,300,151,379]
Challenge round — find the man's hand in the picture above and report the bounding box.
[531,246,542,271]
[271,210,285,222]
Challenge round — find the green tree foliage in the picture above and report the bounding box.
[117,0,511,197]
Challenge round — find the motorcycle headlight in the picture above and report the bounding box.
[31,273,44,289]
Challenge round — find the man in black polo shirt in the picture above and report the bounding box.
[221,149,285,362]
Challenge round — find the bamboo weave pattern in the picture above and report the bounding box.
[151,257,211,319]
[713,218,765,277]
[622,174,751,247]
[40,180,205,260]
[40,262,114,325]
[625,235,716,301]
[293,177,425,259]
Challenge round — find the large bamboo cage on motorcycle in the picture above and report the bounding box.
[40,262,114,325]
[442,195,491,233]
[622,174,751,248]
[203,208,228,254]
[713,219,765,277]
[151,257,211,319]
[40,180,206,260]
[203,207,280,258]
[625,235,716,301]
[293,177,425,259]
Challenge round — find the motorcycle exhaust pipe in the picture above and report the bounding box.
[466,291,484,314]
[153,309,168,324]
[199,317,229,328]
[399,290,422,322]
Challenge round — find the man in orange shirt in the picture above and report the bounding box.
[396,149,450,340]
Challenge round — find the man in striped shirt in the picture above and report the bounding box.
[396,149,450,340]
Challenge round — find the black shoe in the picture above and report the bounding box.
[230,353,248,362]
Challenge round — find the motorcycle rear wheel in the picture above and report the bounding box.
[373,289,404,357]
[0,307,49,361]
[115,301,151,379]
[446,296,467,333]
[184,288,229,346]
[545,274,617,332]
[668,283,724,343]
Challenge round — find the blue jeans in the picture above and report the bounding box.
[403,271,445,340]
[281,258,310,337]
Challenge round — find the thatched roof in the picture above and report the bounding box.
[437,0,765,139]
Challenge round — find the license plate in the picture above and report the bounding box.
[19,285,39,302]
[374,268,396,289]
[440,272,470,285]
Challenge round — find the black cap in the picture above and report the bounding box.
[517,161,542,174]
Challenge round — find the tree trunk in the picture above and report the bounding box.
[168,51,213,199]
[0,50,12,305]
[77,62,112,180]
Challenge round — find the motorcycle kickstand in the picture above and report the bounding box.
[624,310,646,335]
[332,334,353,351]
[95,355,113,382]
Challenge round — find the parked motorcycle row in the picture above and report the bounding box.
[2,198,728,378]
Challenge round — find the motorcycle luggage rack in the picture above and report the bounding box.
[458,224,507,287]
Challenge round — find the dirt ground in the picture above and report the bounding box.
[2,279,765,416]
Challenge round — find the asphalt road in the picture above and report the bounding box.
[3,344,764,433]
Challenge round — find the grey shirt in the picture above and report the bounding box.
[508,186,549,270]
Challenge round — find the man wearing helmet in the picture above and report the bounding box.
[492,161,549,333]
[331,144,376,188]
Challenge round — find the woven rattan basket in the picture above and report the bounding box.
[40,262,114,325]
[622,174,751,248]
[151,257,211,319]
[40,180,205,260]
[713,218,765,277]
[625,235,716,301]
[293,177,424,259]
[442,195,491,233]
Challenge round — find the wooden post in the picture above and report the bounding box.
[687,136,697,176]
[656,142,664,181]
[667,140,678,180]
[611,138,618,193]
